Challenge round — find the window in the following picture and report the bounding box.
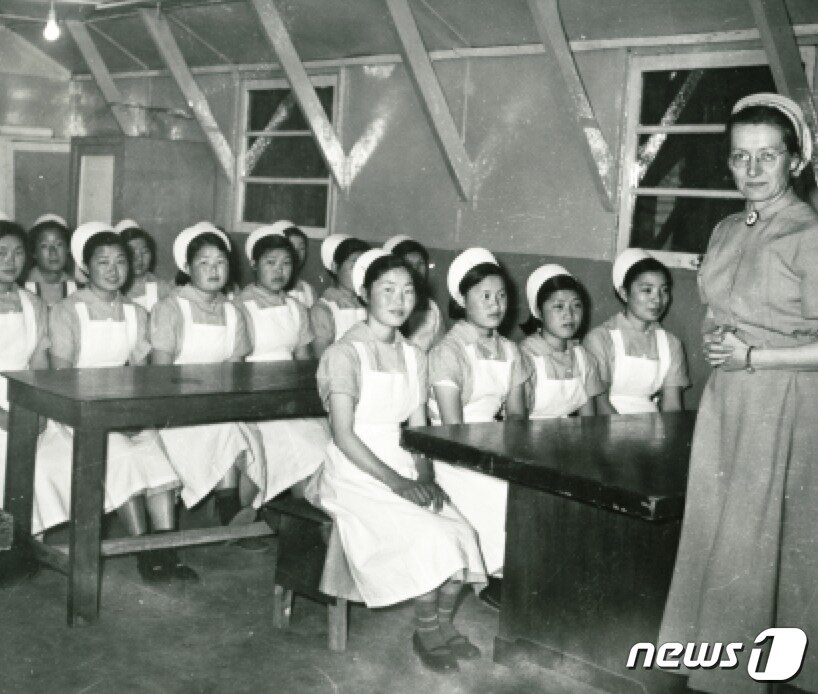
[236,75,338,236]
[617,48,815,269]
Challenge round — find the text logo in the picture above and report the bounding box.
[627,628,807,683]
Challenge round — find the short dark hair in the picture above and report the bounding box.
[29,219,70,254]
[334,238,371,272]
[622,257,672,293]
[252,234,297,291]
[0,220,28,246]
[176,231,232,286]
[535,274,585,315]
[361,254,417,304]
[283,226,308,246]
[391,239,429,265]
[727,104,800,157]
[459,262,505,298]
[83,231,129,272]
[121,226,157,272]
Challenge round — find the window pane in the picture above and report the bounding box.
[243,182,328,227]
[631,194,743,254]
[639,66,777,125]
[638,134,733,190]
[246,136,329,178]
[248,87,334,131]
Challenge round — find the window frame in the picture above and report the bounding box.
[616,47,816,270]
[235,73,341,238]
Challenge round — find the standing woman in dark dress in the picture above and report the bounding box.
[659,93,818,693]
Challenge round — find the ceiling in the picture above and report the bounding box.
[2,0,818,76]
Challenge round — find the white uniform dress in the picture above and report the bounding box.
[428,320,531,576]
[307,322,486,607]
[520,335,604,419]
[287,278,316,308]
[310,286,366,345]
[151,288,256,508]
[32,290,179,534]
[584,313,689,414]
[0,288,46,506]
[236,284,329,504]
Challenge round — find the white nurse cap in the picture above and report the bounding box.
[113,219,141,234]
[33,213,68,229]
[244,223,291,261]
[173,222,231,272]
[382,234,414,253]
[732,93,813,174]
[526,264,572,319]
[352,248,390,297]
[71,221,114,270]
[612,248,652,291]
[320,233,351,272]
[447,247,498,308]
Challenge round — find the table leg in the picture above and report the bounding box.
[5,403,40,543]
[67,427,108,627]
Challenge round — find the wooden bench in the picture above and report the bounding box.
[262,496,349,652]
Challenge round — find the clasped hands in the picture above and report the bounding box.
[391,475,449,511]
[703,325,748,371]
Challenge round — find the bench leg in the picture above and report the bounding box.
[328,598,348,652]
[272,585,293,628]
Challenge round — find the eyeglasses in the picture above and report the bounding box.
[728,147,789,169]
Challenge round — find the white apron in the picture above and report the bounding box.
[308,341,486,607]
[158,298,256,508]
[608,328,671,414]
[32,301,178,534]
[529,346,589,420]
[131,281,159,312]
[323,298,366,343]
[243,297,329,505]
[288,280,316,309]
[431,342,513,576]
[0,290,37,505]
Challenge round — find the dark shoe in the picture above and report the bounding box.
[412,631,459,673]
[446,634,481,660]
[162,549,200,583]
[478,577,502,610]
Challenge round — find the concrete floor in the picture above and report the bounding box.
[0,522,610,694]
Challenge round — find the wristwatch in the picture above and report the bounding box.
[745,346,755,374]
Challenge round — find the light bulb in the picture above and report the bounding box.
[43,3,60,41]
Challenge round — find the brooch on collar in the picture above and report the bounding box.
[745,209,758,226]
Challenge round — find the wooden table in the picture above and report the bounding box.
[402,413,695,694]
[3,362,324,626]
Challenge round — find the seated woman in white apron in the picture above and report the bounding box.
[272,221,317,309]
[307,249,486,674]
[235,226,329,504]
[310,234,370,358]
[151,223,258,526]
[520,264,603,419]
[383,234,446,353]
[115,219,173,312]
[24,214,78,308]
[428,248,530,609]
[584,249,689,414]
[0,221,50,509]
[33,223,196,583]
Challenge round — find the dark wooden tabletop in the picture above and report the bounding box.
[2,361,325,428]
[401,412,696,522]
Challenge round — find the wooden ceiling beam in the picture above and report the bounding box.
[65,20,133,134]
[385,0,473,201]
[749,0,818,171]
[526,0,615,212]
[248,0,348,192]
[139,7,235,182]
